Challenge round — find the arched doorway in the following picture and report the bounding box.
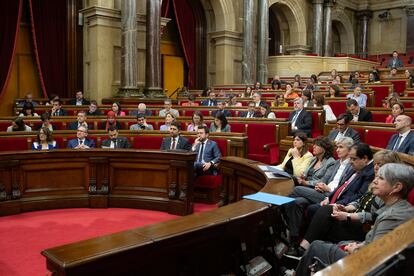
[268,0,308,55]
[332,21,341,55]
[161,0,207,92]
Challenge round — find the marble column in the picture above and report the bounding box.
[312,0,324,56]
[242,0,254,85]
[145,0,164,98]
[323,0,334,57]
[118,0,142,97]
[356,10,372,59]
[256,0,269,84]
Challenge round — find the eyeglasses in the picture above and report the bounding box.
[350,156,361,161]
[336,123,346,126]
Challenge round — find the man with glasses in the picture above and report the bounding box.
[252,92,265,107]
[328,113,361,143]
[346,99,372,122]
[306,143,374,219]
[240,101,258,118]
[159,99,179,117]
[130,114,154,130]
[201,91,217,106]
[288,98,313,137]
[67,126,96,149]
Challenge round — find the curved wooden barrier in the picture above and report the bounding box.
[41,156,293,275]
[0,150,196,216]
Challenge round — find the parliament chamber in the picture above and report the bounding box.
[1,0,414,275]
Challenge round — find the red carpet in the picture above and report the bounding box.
[0,204,217,276]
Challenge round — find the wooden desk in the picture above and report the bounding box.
[41,156,294,275]
[0,150,196,216]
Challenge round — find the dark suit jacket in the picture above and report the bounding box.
[386,131,414,155]
[328,161,375,205]
[288,109,313,137]
[67,121,92,130]
[346,108,372,122]
[387,58,403,68]
[86,110,102,116]
[101,137,130,149]
[194,139,221,164]
[129,110,152,116]
[212,109,232,117]
[239,111,258,118]
[69,99,90,105]
[328,127,361,143]
[52,109,68,116]
[67,138,96,149]
[201,99,217,106]
[160,136,191,151]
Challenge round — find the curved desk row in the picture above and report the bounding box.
[0,150,196,216]
[41,156,414,276]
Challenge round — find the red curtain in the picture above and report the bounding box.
[171,0,196,89]
[29,0,67,98]
[0,0,22,100]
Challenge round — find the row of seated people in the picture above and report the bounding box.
[15,90,414,123]
[269,112,414,273]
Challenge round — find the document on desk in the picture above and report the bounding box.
[258,165,292,179]
[243,192,294,206]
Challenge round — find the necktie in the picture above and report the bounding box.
[112,139,117,148]
[79,140,84,145]
[393,135,403,151]
[171,138,176,150]
[330,173,357,204]
[197,142,205,162]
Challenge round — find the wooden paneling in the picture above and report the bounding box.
[0,150,196,216]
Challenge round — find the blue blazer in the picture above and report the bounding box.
[212,109,232,117]
[67,138,96,149]
[194,139,221,164]
[200,99,217,106]
[328,161,375,205]
[386,131,414,155]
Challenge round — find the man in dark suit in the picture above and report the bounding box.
[387,51,404,68]
[67,111,92,130]
[201,91,217,106]
[160,122,191,151]
[192,126,221,175]
[386,115,414,155]
[239,101,258,118]
[101,126,130,149]
[346,99,372,122]
[288,98,313,137]
[212,101,232,117]
[252,92,266,107]
[67,126,96,149]
[307,143,374,218]
[51,99,68,116]
[328,113,361,143]
[69,90,90,106]
[86,100,101,116]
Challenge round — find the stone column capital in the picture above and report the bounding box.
[356,10,373,20]
[406,6,414,16]
[312,0,325,4]
[324,0,336,7]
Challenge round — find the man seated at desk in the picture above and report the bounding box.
[101,126,130,149]
[192,126,221,176]
[67,126,96,149]
[160,122,191,151]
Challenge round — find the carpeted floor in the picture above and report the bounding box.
[0,204,217,276]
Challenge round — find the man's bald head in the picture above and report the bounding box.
[395,115,412,133]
